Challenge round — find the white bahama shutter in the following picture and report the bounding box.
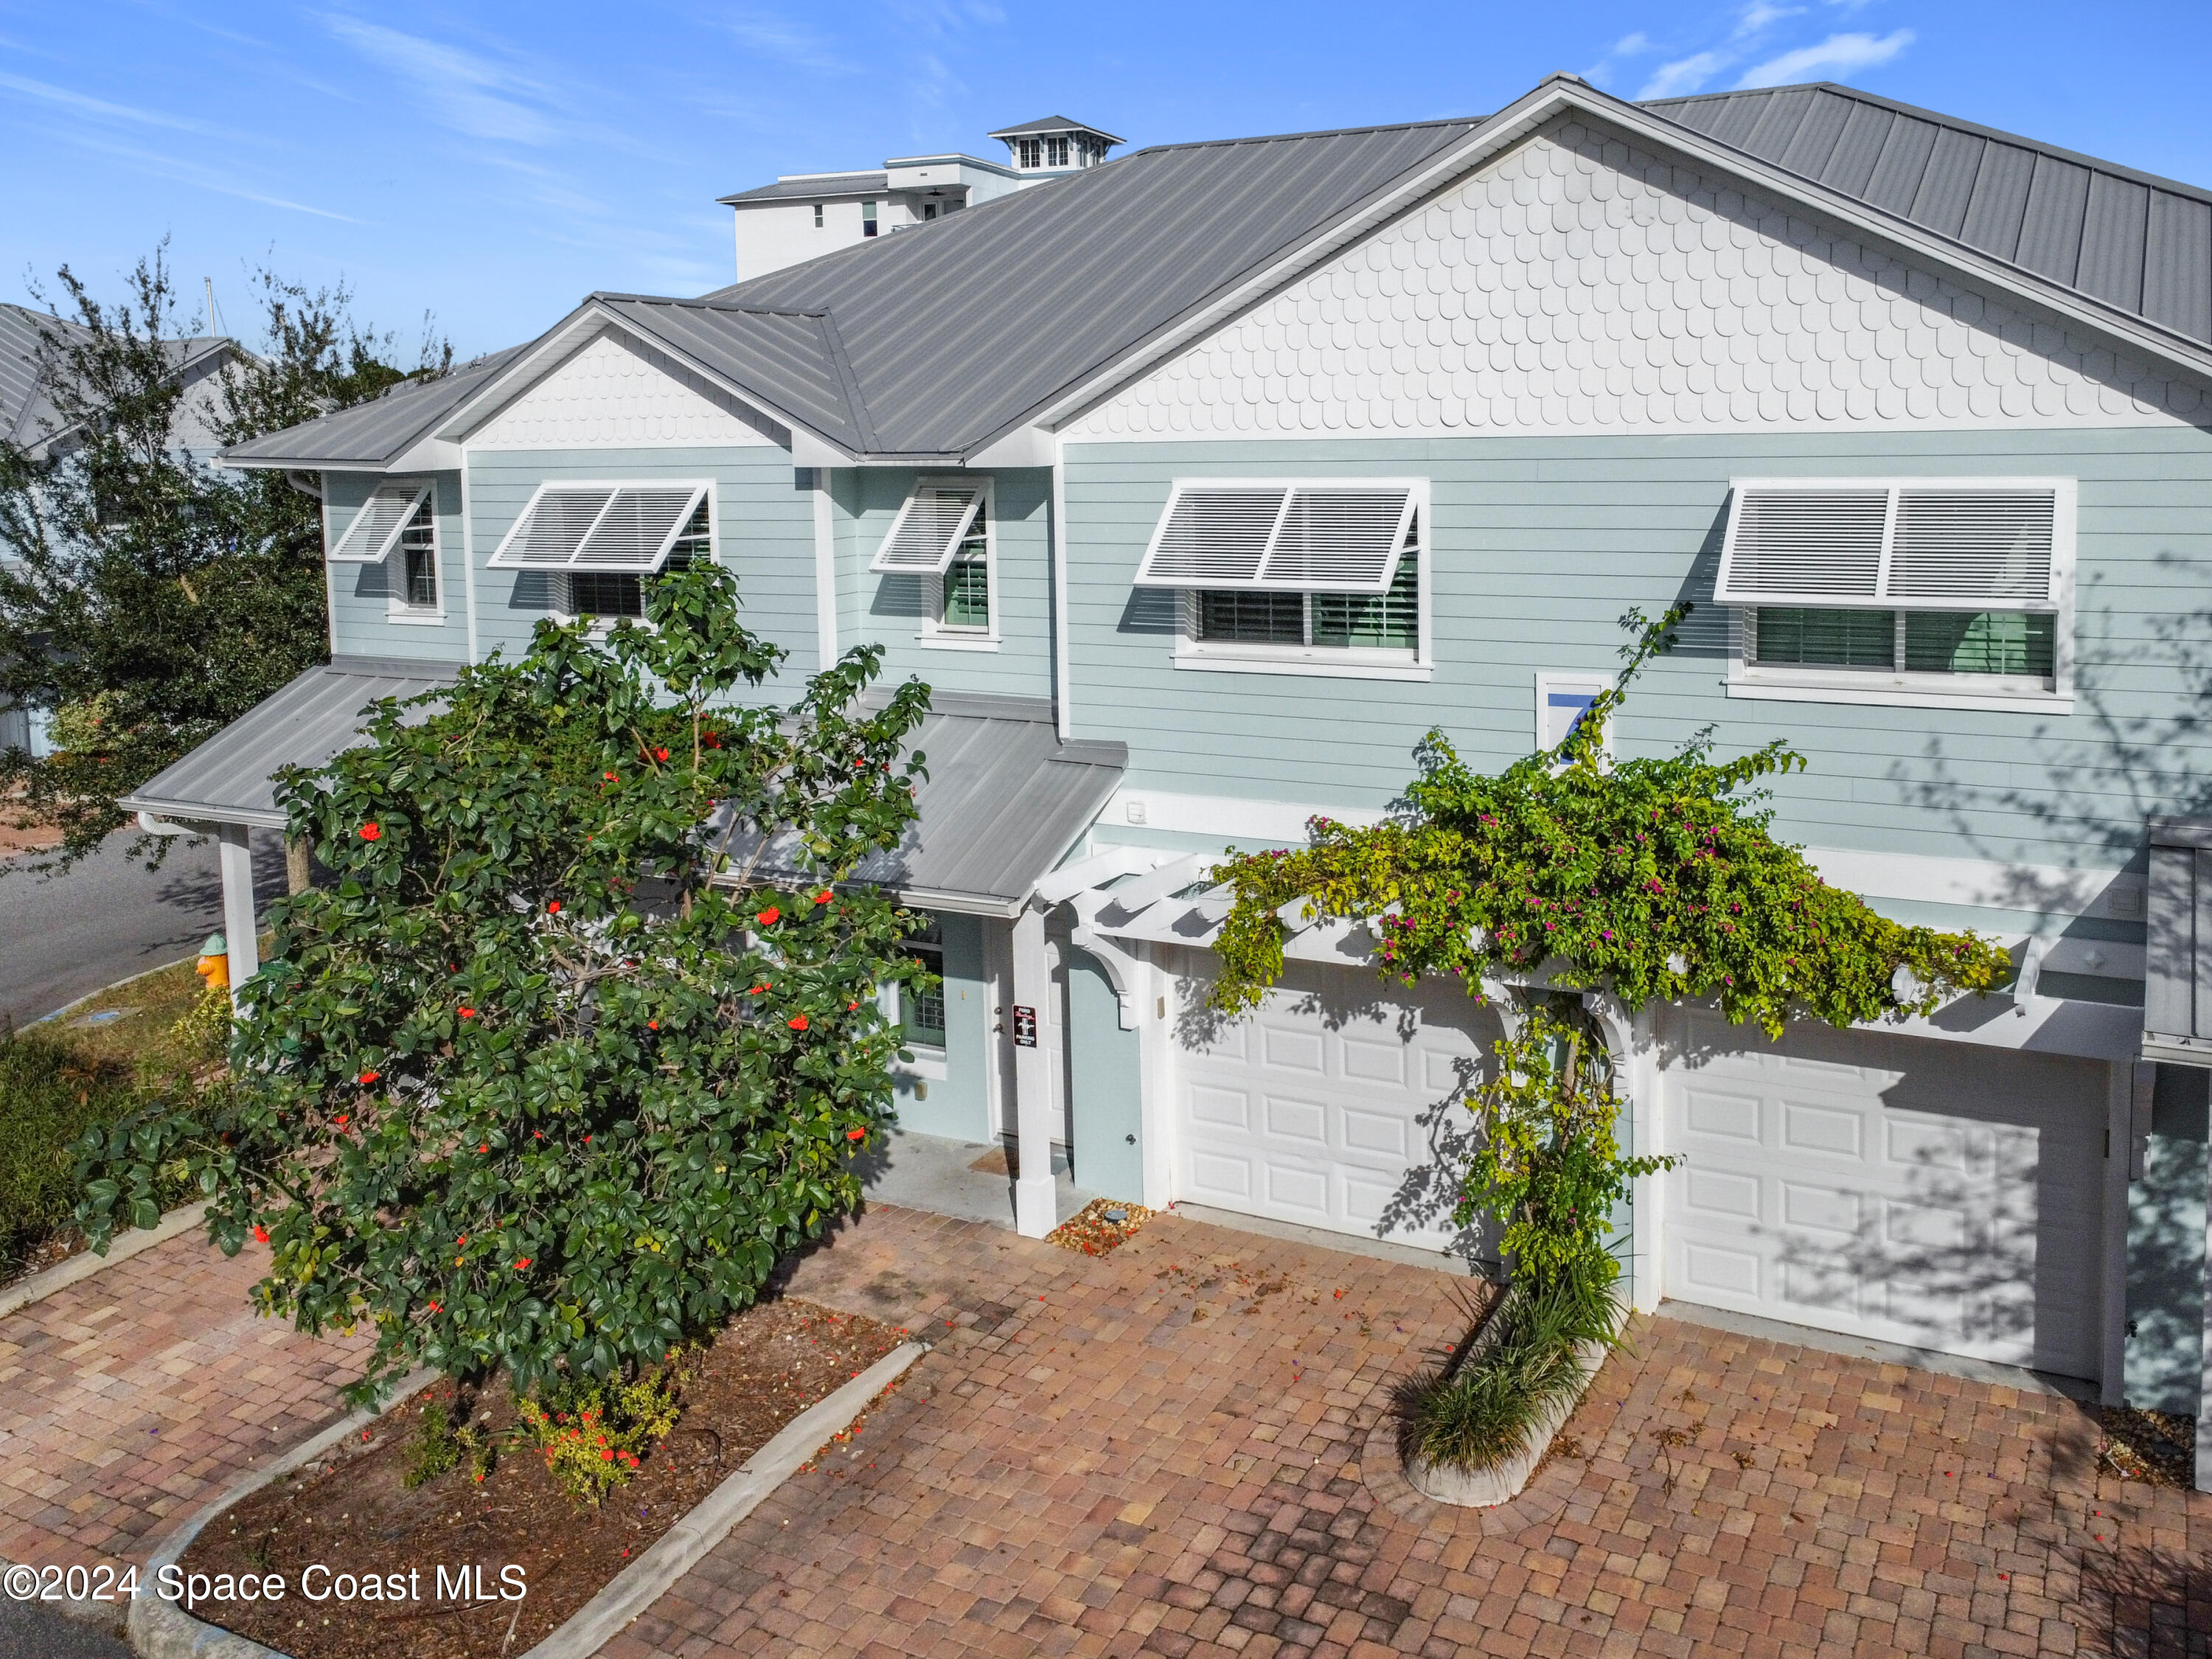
[869,484,984,574]
[488,483,709,573]
[1715,478,2067,611]
[1132,480,1422,591]
[327,481,433,563]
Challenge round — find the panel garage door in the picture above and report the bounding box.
[1172,964,1495,1249]
[1665,1012,2106,1377]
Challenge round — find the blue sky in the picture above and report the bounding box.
[4,1,2209,360]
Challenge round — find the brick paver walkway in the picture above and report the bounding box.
[0,1229,367,1567]
[608,1204,2212,1659]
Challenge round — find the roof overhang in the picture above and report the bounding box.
[116,657,462,831]
[429,301,862,468]
[1003,73,2212,461]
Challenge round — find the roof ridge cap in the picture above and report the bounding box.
[1124,114,1484,159]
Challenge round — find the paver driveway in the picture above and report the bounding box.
[611,1204,2211,1659]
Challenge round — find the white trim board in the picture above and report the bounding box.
[1095,787,2145,924]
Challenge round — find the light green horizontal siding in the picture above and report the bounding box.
[832,466,1054,703]
[465,448,815,688]
[324,470,467,664]
[1065,428,2212,877]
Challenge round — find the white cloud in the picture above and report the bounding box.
[0,69,220,136]
[1638,52,1730,100]
[321,16,557,145]
[1736,28,1913,87]
[714,11,857,74]
[1733,2,1804,38]
[1610,31,1653,55]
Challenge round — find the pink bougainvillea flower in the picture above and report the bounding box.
[787,1014,810,1031]
[358,823,380,841]
[756,906,781,926]
[253,1225,269,1244]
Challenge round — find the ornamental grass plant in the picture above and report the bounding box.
[1401,1270,1621,1475]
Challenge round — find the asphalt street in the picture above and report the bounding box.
[0,1596,131,1659]
[0,828,285,1027]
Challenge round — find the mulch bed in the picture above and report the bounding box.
[2098,1405,2197,1486]
[176,1297,903,1659]
[1047,1197,1154,1256]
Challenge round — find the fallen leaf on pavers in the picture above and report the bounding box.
[1047,1197,1155,1256]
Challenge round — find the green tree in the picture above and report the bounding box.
[0,245,448,872]
[74,563,933,1404]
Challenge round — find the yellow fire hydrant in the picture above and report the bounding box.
[194,932,229,994]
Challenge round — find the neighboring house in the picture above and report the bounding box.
[131,74,2212,1478]
[0,302,243,755]
[717,116,1122,279]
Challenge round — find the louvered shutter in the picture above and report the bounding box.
[1133,481,1422,591]
[1715,479,2066,610]
[869,484,984,574]
[327,481,432,563]
[1886,488,2056,608]
[489,484,709,572]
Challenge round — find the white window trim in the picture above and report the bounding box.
[918,477,999,650]
[487,479,714,574]
[385,484,445,625]
[1170,538,1433,682]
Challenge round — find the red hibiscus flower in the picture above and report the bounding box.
[756,906,781,926]
[253,1225,270,1243]
[478,1143,489,1153]
[459,1006,476,1018]
[548,901,560,914]
[334,1114,350,1127]
[514,1258,531,1270]
[427,1300,442,1313]
[815,890,832,904]
[359,823,380,841]
[787,1014,809,1031]
[846,1128,866,1141]
[653,747,669,762]
[358,1070,380,1085]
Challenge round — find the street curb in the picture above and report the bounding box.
[0,1203,212,1323]
[125,1370,437,1659]
[28,952,197,1027]
[514,1339,928,1659]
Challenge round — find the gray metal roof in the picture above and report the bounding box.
[2145,818,2212,1065]
[1646,82,2212,348]
[987,116,1125,144]
[591,299,865,448]
[221,345,529,470]
[117,657,462,830]
[1,303,237,453]
[722,692,1127,914]
[718,171,890,207]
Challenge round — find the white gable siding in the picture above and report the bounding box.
[1071,118,2211,442]
[469,330,785,451]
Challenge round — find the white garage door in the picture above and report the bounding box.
[1665,1013,2105,1378]
[1172,963,1493,1249]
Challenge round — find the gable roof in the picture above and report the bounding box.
[229,76,2212,475]
[1,303,238,453]
[1647,82,2212,347]
[220,344,529,470]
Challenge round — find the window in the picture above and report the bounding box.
[812,203,824,228]
[874,478,996,647]
[1718,476,2074,709]
[1192,543,1419,655]
[396,495,437,610]
[329,479,431,563]
[922,202,938,221]
[1018,137,1043,168]
[490,481,709,574]
[1046,134,1070,167]
[559,498,707,622]
[901,920,946,1047]
[862,201,878,237]
[938,515,990,633]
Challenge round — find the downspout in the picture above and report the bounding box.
[459,445,481,664]
[1051,431,1071,742]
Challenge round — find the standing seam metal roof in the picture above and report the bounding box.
[220,345,530,470]
[1646,82,2212,349]
[718,171,891,206]
[1,304,238,452]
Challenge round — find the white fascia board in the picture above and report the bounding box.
[964,426,1054,468]
[386,437,463,473]
[1029,77,2212,442]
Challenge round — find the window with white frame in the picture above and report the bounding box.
[395,495,438,611]
[1133,479,1428,675]
[861,200,879,237]
[1717,478,2073,706]
[812,203,824,228]
[490,482,712,623]
[872,478,995,643]
[900,919,946,1048]
[1018,137,1043,168]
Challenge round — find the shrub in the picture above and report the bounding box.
[0,1027,136,1275]
[1400,1276,1621,1475]
[403,1395,494,1489]
[514,1363,686,1506]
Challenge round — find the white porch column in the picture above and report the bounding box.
[1010,902,1058,1237]
[1583,991,1663,1315]
[218,825,260,1012]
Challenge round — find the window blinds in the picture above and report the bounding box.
[487,483,711,573]
[1133,480,1421,593]
[1715,479,2068,611]
[327,481,433,563]
[869,484,984,574]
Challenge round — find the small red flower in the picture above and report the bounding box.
[749,983,770,995]
[358,823,380,841]
[582,1135,591,1144]
[427,1300,442,1313]
[756,906,781,926]
[335,1113,350,1127]
[358,1070,380,1085]
[653,747,669,762]
[648,1020,658,1030]
[787,1014,809,1031]
[514,1258,531,1270]
[548,901,560,914]
[603,771,617,782]
[479,1143,490,1153]
[253,1225,269,1244]
[815,890,832,904]
[846,1128,866,1141]
[459,1006,476,1018]
[846,1001,859,1011]
[457,1234,467,1245]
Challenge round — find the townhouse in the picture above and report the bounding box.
[122,74,2212,1472]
